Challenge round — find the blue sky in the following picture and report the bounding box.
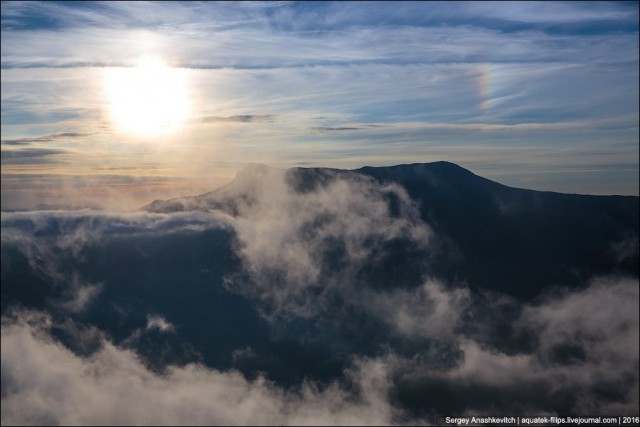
[1,1,638,208]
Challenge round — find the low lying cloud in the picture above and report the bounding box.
[223,170,639,414]
[225,166,431,320]
[1,210,230,245]
[370,280,471,340]
[1,210,231,313]
[2,276,637,425]
[387,277,640,417]
[1,168,638,422]
[146,314,175,333]
[1,311,405,426]
[57,277,104,313]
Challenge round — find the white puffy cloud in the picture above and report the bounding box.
[217,169,638,415]
[57,276,104,313]
[385,277,640,416]
[225,167,430,320]
[146,314,175,333]
[520,277,639,367]
[1,311,406,426]
[368,280,471,340]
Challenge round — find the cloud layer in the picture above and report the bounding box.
[2,170,638,424]
[1,311,402,426]
[3,277,637,425]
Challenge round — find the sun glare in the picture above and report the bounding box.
[104,57,189,137]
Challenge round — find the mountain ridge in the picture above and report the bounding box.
[144,161,638,213]
[143,161,638,299]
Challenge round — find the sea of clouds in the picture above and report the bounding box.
[2,169,638,425]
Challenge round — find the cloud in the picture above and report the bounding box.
[369,280,471,341]
[224,166,431,320]
[57,276,104,313]
[462,1,637,26]
[3,275,637,423]
[216,167,638,415]
[519,277,639,370]
[0,173,197,212]
[306,120,609,139]
[3,1,636,36]
[1,310,406,426]
[1,210,230,245]
[2,139,39,146]
[384,277,640,416]
[201,115,275,123]
[1,210,231,313]
[231,346,257,362]
[2,2,637,69]
[1,132,91,146]
[220,170,637,413]
[1,148,68,165]
[310,126,361,133]
[609,234,639,264]
[146,314,175,333]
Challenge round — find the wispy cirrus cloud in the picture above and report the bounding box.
[201,114,275,124]
[2,2,637,69]
[1,148,68,165]
[1,1,637,208]
[1,132,92,146]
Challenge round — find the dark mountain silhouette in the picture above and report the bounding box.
[144,161,639,299]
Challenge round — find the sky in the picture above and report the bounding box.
[1,0,639,209]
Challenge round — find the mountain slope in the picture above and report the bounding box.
[144,161,639,299]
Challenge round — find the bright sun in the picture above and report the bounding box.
[104,57,189,137]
